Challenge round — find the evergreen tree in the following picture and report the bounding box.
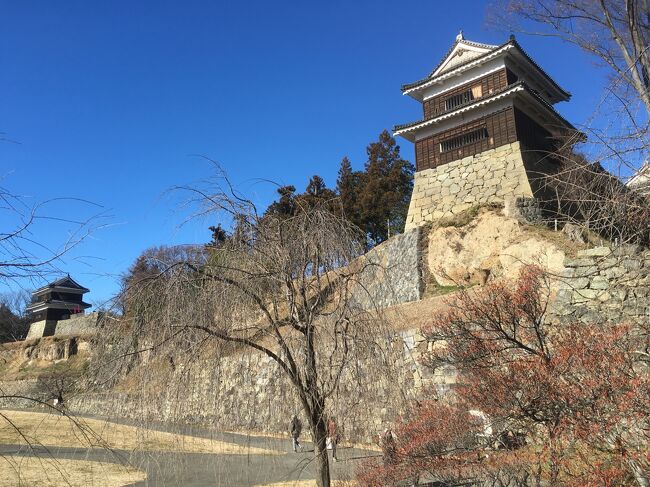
[0,301,29,343]
[305,175,327,196]
[207,224,228,248]
[299,175,338,212]
[256,130,413,248]
[264,185,297,219]
[357,130,414,245]
[336,157,361,226]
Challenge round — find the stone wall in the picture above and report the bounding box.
[503,196,543,224]
[405,141,533,230]
[25,313,100,340]
[7,222,649,446]
[54,312,101,337]
[0,379,51,409]
[25,320,57,340]
[70,330,429,444]
[351,228,424,310]
[551,246,650,324]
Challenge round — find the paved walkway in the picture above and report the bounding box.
[0,414,381,486]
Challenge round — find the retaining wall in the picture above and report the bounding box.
[405,141,533,229]
[352,228,423,309]
[70,329,435,444]
[551,245,650,324]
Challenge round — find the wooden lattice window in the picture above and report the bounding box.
[440,126,489,153]
[444,84,483,111]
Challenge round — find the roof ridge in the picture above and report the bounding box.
[402,40,511,92]
[32,275,89,294]
[427,38,499,78]
[401,38,570,100]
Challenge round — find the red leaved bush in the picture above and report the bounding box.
[359,266,650,486]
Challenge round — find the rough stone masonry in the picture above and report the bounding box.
[405,141,533,229]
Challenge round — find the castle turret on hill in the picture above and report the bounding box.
[394,32,579,229]
[23,275,99,340]
[25,275,91,323]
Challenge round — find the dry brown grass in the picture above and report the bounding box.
[0,456,146,487]
[255,481,358,487]
[0,410,282,455]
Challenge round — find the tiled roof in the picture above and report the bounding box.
[401,37,570,101]
[402,40,508,92]
[394,81,577,136]
[510,39,571,99]
[26,299,92,311]
[427,38,498,78]
[32,275,89,295]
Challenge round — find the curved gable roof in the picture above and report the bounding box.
[32,275,90,295]
[401,36,570,104]
[430,37,498,78]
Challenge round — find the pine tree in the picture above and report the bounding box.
[297,175,338,213]
[264,185,297,219]
[336,157,361,226]
[207,224,228,248]
[357,130,414,245]
[305,175,327,196]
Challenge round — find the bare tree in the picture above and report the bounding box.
[0,181,103,287]
[98,172,392,487]
[0,174,123,482]
[529,147,650,244]
[495,0,650,117]
[490,1,650,244]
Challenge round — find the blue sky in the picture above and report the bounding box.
[1,1,606,306]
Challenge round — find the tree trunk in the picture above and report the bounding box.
[310,408,331,487]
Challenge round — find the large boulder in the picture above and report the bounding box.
[427,209,567,287]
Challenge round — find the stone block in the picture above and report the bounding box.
[579,309,604,323]
[638,274,650,286]
[573,289,603,301]
[574,265,598,277]
[484,178,498,187]
[589,276,610,290]
[622,259,642,271]
[597,291,612,302]
[610,287,628,301]
[602,266,627,280]
[565,257,597,268]
[577,247,611,258]
[562,277,590,290]
[441,178,453,188]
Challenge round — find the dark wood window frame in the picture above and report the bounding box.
[415,107,517,170]
[444,89,475,111]
[440,126,489,153]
